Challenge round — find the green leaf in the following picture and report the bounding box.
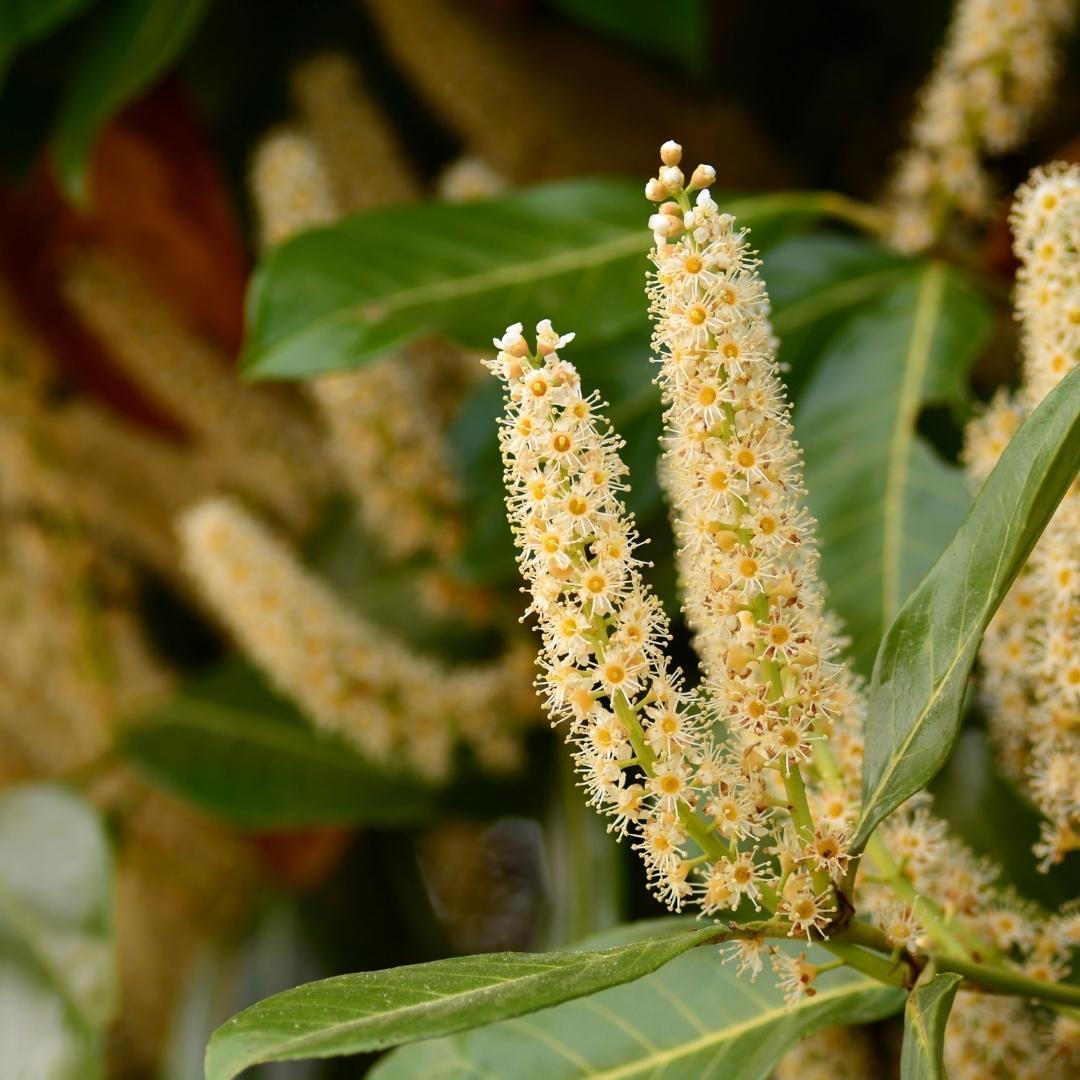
[51,0,211,202]
[901,973,962,1080]
[0,0,93,80]
[796,262,992,675]
[764,233,911,398]
[855,362,1080,849]
[123,662,440,828]
[0,784,116,1078]
[373,919,905,1079]
[548,0,708,73]
[242,183,866,380]
[203,924,722,1080]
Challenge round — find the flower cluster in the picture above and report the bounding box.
[492,149,1080,1069]
[310,343,470,563]
[289,52,420,211]
[965,164,1080,869]
[250,128,338,251]
[774,1025,875,1080]
[0,517,171,777]
[488,305,851,939]
[61,248,332,532]
[250,55,473,566]
[647,140,865,829]
[862,797,1080,1078]
[179,497,533,778]
[884,0,1076,252]
[0,282,212,577]
[0,287,173,778]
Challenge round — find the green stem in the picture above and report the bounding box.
[783,765,815,846]
[821,941,912,989]
[865,835,977,961]
[612,693,733,863]
[934,956,1080,1009]
[835,918,893,954]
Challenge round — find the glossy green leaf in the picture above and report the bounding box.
[243,183,865,380]
[373,919,905,1079]
[901,973,961,1080]
[0,784,116,1078]
[764,233,911,398]
[203,924,722,1080]
[855,362,1080,849]
[797,261,992,675]
[548,0,708,73]
[52,0,211,202]
[123,663,439,828]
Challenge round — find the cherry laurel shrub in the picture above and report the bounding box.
[203,143,1080,1080]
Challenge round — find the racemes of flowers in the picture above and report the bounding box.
[883,0,1076,252]
[965,163,1080,870]
[488,147,1080,1071]
[487,142,856,956]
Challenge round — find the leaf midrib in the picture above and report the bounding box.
[248,191,836,369]
[251,230,647,368]
[586,978,885,1079]
[211,935,712,1077]
[860,518,1014,832]
[880,262,946,629]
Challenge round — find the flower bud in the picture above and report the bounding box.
[689,163,716,190]
[645,177,669,202]
[648,213,683,238]
[658,165,684,191]
[660,140,683,166]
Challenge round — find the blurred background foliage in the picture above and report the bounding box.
[0,1,1078,1076]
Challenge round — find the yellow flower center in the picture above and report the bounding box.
[605,663,627,685]
[585,573,606,594]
